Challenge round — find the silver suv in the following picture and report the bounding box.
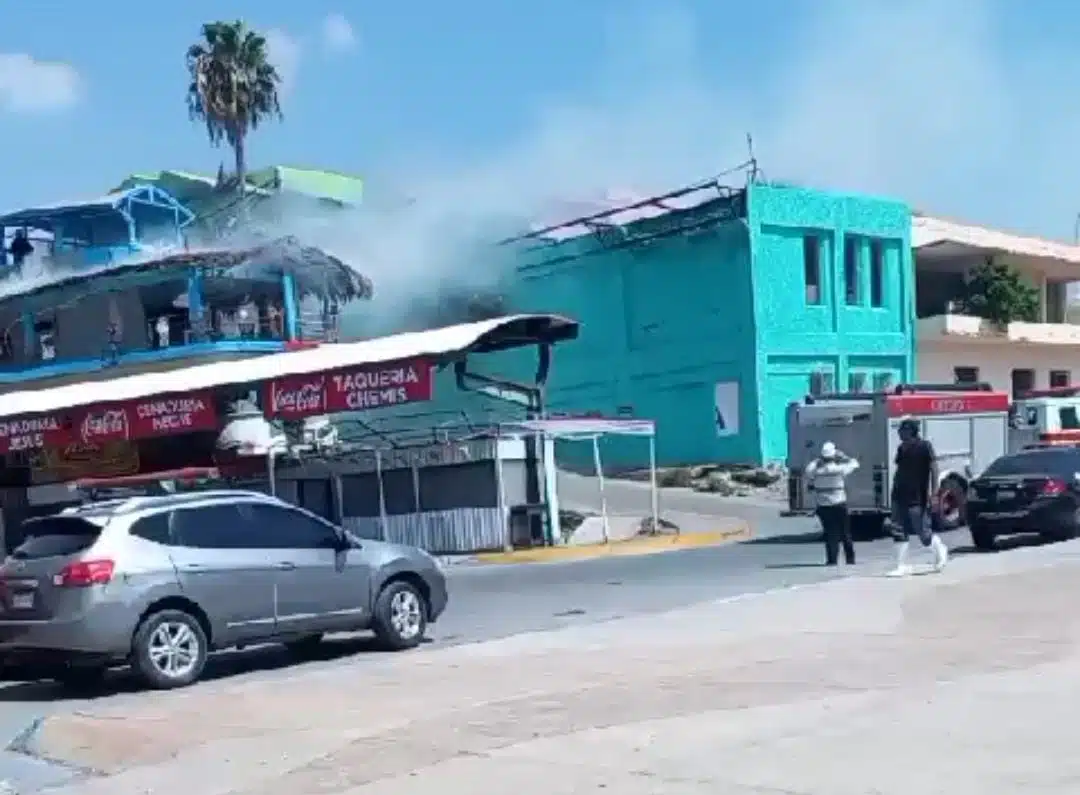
[0,490,448,690]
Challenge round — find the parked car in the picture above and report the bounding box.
[967,446,1080,552]
[0,490,448,690]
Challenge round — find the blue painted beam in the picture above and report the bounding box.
[282,272,298,340]
[20,312,34,358]
[0,339,289,384]
[187,267,205,340]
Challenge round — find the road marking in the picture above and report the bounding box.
[473,524,752,565]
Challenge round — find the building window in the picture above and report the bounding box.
[809,370,835,396]
[1050,370,1071,388]
[954,366,980,385]
[873,372,895,391]
[1011,368,1035,398]
[848,371,868,393]
[1048,281,1067,324]
[802,235,821,305]
[843,236,860,305]
[869,239,885,308]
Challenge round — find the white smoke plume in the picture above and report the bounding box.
[260,0,1080,334]
[10,0,1079,325]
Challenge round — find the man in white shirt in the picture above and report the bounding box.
[804,441,860,566]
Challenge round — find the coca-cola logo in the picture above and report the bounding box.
[81,408,130,442]
[273,380,326,415]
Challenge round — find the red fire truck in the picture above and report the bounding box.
[786,383,1011,533]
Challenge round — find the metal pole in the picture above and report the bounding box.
[411,461,421,513]
[266,447,277,496]
[540,429,562,545]
[592,435,609,544]
[649,434,664,535]
[375,449,388,541]
[331,473,344,525]
[494,435,512,553]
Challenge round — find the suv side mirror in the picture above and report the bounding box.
[317,533,349,551]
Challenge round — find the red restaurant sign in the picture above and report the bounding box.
[265,358,433,420]
[0,391,219,454]
[0,416,69,453]
[76,393,218,444]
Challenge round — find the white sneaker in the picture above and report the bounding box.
[887,542,911,578]
[931,536,949,571]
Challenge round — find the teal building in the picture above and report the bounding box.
[503,180,915,466]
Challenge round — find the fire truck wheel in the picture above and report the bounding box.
[937,476,967,530]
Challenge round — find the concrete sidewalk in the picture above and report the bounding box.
[18,541,1080,794]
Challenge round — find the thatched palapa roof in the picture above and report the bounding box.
[0,236,373,313]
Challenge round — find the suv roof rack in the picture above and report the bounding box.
[111,490,279,514]
[65,488,279,515]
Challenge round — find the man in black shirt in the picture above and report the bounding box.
[8,229,32,271]
[889,418,949,575]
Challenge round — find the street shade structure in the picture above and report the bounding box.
[498,418,660,548]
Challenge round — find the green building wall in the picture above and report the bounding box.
[335,181,915,469]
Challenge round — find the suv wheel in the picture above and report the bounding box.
[970,523,997,552]
[132,609,208,690]
[1040,510,1080,543]
[372,580,428,651]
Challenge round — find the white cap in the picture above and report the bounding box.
[821,442,837,458]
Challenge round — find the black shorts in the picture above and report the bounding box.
[890,503,933,546]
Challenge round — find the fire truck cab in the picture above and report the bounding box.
[786,383,1011,533]
[1010,387,1080,450]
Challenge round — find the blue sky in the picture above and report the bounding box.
[1,0,1079,239]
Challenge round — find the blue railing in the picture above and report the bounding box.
[0,309,339,385]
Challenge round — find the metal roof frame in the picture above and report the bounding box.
[0,314,579,421]
[0,183,195,233]
[500,178,748,270]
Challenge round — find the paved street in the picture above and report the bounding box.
[0,512,1020,792]
[0,469,1043,793]
[4,530,1076,794]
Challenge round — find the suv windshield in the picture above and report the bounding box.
[982,450,1080,478]
[10,516,106,560]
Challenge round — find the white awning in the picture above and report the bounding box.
[503,418,655,437]
[913,214,1080,265]
[0,314,578,421]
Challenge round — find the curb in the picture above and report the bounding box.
[5,717,45,759]
[472,523,752,565]
[1,715,89,795]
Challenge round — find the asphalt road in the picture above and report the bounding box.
[0,517,1040,792]
[0,520,979,708]
[0,433,1020,790]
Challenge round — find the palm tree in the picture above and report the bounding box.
[186,20,283,196]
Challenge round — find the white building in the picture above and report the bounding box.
[915,214,1080,396]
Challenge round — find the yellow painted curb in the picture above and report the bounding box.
[474,523,753,565]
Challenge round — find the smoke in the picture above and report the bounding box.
[249,0,1080,334]
[11,0,1067,330]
